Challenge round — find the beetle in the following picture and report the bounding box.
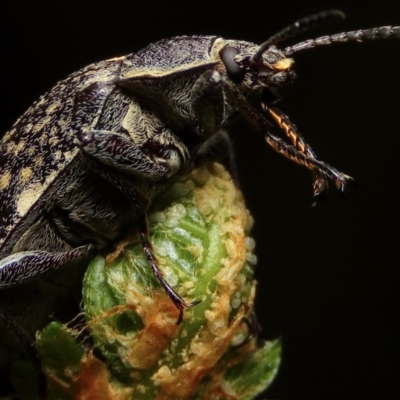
[1,9,400,379]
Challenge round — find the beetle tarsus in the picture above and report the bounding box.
[311,175,328,206]
[265,105,331,196]
[265,133,353,196]
[233,309,261,348]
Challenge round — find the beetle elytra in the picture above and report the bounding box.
[1,9,400,373]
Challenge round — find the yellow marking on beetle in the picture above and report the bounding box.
[27,146,36,156]
[16,184,42,216]
[6,142,16,154]
[106,56,126,62]
[268,107,308,153]
[64,151,75,161]
[19,167,33,185]
[16,171,57,217]
[49,136,58,147]
[32,116,52,134]
[38,133,48,146]
[34,155,45,168]
[121,61,216,80]
[58,118,69,132]
[24,123,33,132]
[53,150,62,161]
[16,141,25,153]
[46,101,63,114]
[6,140,25,155]
[2,128,17,142]
[273,58,294,71]
[0,171,12,190]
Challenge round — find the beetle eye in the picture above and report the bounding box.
[220,46,245,83]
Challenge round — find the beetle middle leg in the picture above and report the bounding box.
[139,216,200,324]
[78,129,198,322]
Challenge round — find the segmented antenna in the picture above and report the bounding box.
[284,26,400,56]
[251,9,345,63]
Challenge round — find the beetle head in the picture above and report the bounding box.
[219,43,296,90]
[217,9,400,93]
[217,9,347,91]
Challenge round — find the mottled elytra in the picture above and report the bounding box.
[0,9,400,380]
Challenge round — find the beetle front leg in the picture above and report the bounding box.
[265,133,353,194]
[77,129,167,215]
[265,105,330,201]
[222,78,353,199]
[0,244,93,288]
[191,70,225,136]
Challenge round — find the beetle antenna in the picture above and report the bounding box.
[283,25,400,56]
[251,9,345,63]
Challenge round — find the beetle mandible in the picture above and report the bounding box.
[1,9,400,356]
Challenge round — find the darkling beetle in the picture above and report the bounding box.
[0,10,399,385]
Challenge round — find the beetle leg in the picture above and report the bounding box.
[77,128,173,215]
[0,244,93,288]
[195,130,240,184]
[191,70,225,136]
[222,78,353,198]
[78,131,199,322]
[138,216,199,324]
[264,105,329,201]
[73,160,198,323]
[232,309,261,348]
[77,129,169,180]
[265,133,352,191]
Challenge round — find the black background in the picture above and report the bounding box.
[1,1,400,399]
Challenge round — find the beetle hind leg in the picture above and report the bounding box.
[139,216,199,325]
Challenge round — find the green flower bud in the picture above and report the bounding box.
[37,163,281,399]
